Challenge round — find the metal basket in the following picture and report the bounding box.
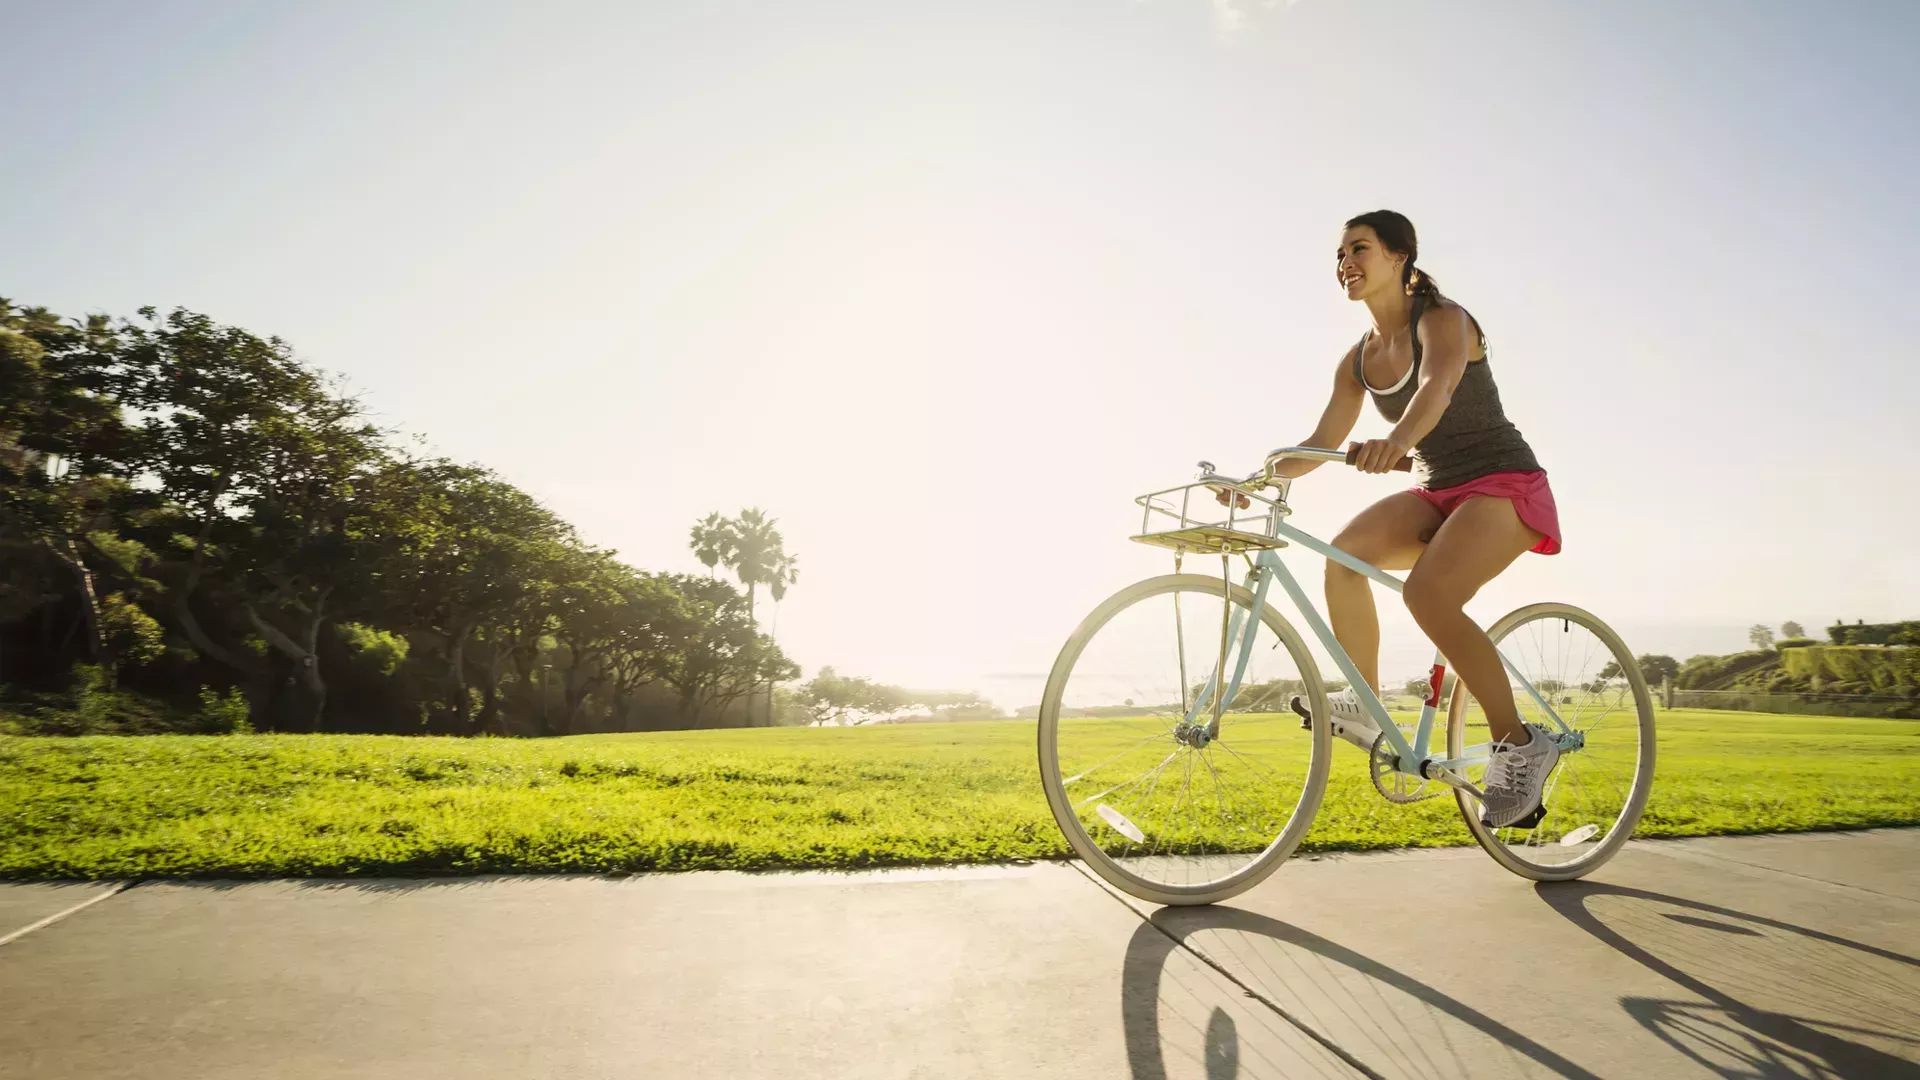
[1131,479,1292,555]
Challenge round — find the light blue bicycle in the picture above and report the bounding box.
[1038,446,1656,906]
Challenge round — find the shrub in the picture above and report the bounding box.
[335,622,409,676]
[198,686,254,734]
[71,665,117,732]
[0,677,202,735]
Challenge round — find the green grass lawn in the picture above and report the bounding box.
[2,710,1915,880]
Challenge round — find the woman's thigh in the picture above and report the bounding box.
[1330,492,1444,573]
[1404,495,1540,609]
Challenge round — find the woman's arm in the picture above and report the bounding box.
[1271,348,1367,479]
[1351,306,1474,474]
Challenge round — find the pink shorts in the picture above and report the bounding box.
[1409,469,1562,555]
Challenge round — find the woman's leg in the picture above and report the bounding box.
[1326,493,1443,694]
[1401,495,1544,744]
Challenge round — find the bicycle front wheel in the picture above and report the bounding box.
[1447,602,1656,880]
[1038,573,1332,906]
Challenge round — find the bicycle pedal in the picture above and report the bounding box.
[1485,803,1549,830]
[1289,695,1313,730]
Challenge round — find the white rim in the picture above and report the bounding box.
[1449,602,1657,881]
[1038,575,1332,906]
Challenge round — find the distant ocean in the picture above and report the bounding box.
[965,622,1760,713]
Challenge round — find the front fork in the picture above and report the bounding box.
[1177,559,1274,745]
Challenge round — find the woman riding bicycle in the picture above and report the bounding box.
[1263,210,1562,828]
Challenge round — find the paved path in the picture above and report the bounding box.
[2,830,1917,1079]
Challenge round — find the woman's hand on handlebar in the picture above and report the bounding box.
[1212,486,1251,510]
[1350,437,1413,475]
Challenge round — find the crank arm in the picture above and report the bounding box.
[1420,761,1487,802]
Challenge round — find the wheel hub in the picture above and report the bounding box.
[1173,722,1213,748]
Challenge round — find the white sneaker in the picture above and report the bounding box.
[1480,723,1561,828]
[1290,688,1380,750]
[1325,689,1374,730]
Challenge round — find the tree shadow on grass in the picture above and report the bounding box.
[1535,881,1920,1079]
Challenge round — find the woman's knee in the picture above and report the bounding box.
[1324,555,1366,586]
[1402,569,1466,623]
[1328,526,1391,574]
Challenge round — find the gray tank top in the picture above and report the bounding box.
[1353,294,1541,490]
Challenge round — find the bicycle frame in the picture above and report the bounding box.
[1179,522,1573,777]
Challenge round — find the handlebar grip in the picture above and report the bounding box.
[1345,442,1414,473]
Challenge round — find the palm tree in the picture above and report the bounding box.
[689,512,731,578]
[730,508,795,632]
[687,508,800,723]
[692,507,797,634]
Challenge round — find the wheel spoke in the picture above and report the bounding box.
[1040,577,1329,902]
[1077,748,1180,810]
[1449,605,1652,877]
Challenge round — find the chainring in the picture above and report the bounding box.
[1370,731,1442,803]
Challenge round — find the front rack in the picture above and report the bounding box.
[1131,476,1293,555]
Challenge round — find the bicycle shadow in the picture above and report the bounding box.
[1121,904,1606,1080]
[1534,881,1920,1079]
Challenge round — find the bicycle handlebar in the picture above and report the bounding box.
[1203,445,1415,502]
[1342,442,1415,473]
[1260,444,1414,478]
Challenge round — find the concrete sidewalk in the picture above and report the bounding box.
[2,830,1916,1079]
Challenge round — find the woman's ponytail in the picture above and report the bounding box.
[1404,262,1440,300]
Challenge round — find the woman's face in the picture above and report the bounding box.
[1335,225,1405,301]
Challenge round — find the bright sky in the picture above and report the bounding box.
[5,1,1917,707]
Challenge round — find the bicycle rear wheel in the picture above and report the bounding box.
[1446,602,1656,880]
[1038,573,1332,906]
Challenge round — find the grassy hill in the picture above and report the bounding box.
[1676,644,1920,718]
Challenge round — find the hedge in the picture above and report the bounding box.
[1672,689,1920,719]
[1825,621,1920,646]
[1781,646,1920,690]
[1676,650,1778,690]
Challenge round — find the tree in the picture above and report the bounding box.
[473,534,581,735]
[689,512,730,577]
[798,667,906,725]
[656,574,796,725]
[2,298,856,738]
[1781,621,1804,639]
[687,508,799,634]
[547,549,630,736]
[1636,654,1680,685]
[0,302,138,679]
[687,508,800,723]
[1403,677,1434,701]
[794,670,992,725]
[373,460,580,734]
[1593,654,1679,688]
[119,307,390,728]
[601,573,691,730]
[1748,624,1774,650]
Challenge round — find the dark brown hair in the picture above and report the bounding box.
[1345,210,1440,300]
